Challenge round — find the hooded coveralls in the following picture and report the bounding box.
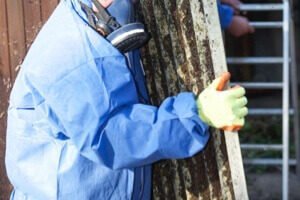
[218,2,234,29]
[6,0,210,199]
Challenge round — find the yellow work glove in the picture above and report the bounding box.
[196,72,248,131]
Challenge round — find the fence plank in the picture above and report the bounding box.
[1,1,59,199]
[41,0,59,23]
[24,0,43,50]
[0,0,13,199]
[6,0,26,80]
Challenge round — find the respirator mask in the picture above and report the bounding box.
[80,0,150,53]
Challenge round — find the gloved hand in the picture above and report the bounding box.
[196,72,248,131]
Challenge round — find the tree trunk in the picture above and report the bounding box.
[139,0,248,199]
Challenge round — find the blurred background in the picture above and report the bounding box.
[223,0,300,199]
[0,0,300,199]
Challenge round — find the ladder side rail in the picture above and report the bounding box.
[282,1,290,200]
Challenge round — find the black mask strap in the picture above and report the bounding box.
[80,0,121,35]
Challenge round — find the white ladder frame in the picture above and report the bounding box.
[226,1,299,199]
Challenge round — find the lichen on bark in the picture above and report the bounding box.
[139,0,239,199]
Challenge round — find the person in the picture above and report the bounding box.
[5,0,248,199]
[218,0,255,37]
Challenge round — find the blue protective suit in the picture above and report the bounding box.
[218,2,234,29]
[5,0,210,199]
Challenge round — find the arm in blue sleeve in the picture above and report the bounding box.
[99,92,210,169]
[27,56,209,169]
[218,3,234,29]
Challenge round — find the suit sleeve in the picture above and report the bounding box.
[26,56,210,169]
[218,2,234,29]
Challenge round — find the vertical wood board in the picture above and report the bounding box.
[6,0,26,80]
[0,0,12,199]
[24,0,43,51]
[41,0,59,23]
[0,1,59,199]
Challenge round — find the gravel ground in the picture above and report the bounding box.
[247,172,300,200]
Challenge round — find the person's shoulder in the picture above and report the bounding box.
[22,1,120,83]
[20,4,79,69]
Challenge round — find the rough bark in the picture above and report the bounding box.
[139,0,248,199]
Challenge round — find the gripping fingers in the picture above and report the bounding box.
[236,107,248,118]
[215,72,231,91]
[222,118,245,131]
[224,86,246,99]
[221,114,246,131]
[233,118,245,127]
[222,125,242,132]
[234,97,248,108]
[222,107,247,131]
[222,119,244,131]
[229,86,246,98]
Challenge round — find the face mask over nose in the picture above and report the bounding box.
[80,0,150,53]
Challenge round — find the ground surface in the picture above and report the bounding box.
[247,172,300,200]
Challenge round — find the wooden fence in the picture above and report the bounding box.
[0,1,59,199]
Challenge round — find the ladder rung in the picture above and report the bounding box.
[249,21,283,28]
[249,108,294,115]
[239,4,284,11]
[241,144,283,150]
[230,82,283,89]
[227,57,283,64]
[243,159,296,165]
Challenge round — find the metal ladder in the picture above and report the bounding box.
[226,1,299,199]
